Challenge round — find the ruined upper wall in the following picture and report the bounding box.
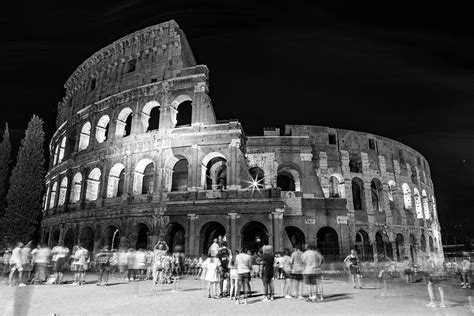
[56,20,198,127]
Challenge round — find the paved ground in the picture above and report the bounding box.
[1,273,473,315]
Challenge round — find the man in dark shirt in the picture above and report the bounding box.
[261,245,275,301]
[217,241,231,297]
[95,246,112,286]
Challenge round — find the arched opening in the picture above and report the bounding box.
[95,115,110,143]
[388,180,396,210]
[200,221,226,255]
[78,122,91,151]
[70,172,82,204]
[142,101,160,132]
[86,168,101,201]
[242,221,269,253]
[349,153,362,173]
[51,228,60,246]
[375,231,392,260]
[80,226,94,252]
[411,168,418,185]
[64,229,75,252]
[420,232,426,253]
[316,226,339,261]
[248,167,265,189]
[413,188,423,219]
[58,136,67,163]
[166,223,185,253]
[103,225,120,250]
[285,226,305,248]
[116,107,133,138]
[176,100,192,127]
[57,177,68,206]
[328,174,345,198]
[371,179,383,212]
[355,230,373,261]
[422,190,430,220]
[171,158,189,192]
[205,157,227,190]
[136,223,150,250]
[277,173,295,191]
[395,233,405,261]
[48,182,57,209]
[351,177,364,210]
[429,236,434,253]
[409,234,417,262]
[53,145,60,166]
[106,163,126,198]
[402,183,412,210]
[133,159,154,195]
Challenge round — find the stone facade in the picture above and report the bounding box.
[41,20,443,263]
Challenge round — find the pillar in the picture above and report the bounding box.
[187,214,198,255]
[228,212,240,251]
[272,209,284,253]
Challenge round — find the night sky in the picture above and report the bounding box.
[1,1,473,241]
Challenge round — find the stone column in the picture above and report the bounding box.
[79,168,88,209]
[299,153,313,194]
[228,139,241,190]
[47,226,53,248]
[190,145,200,190]
[187,214,198,255]
[272,209,284,252]
[58,225,66,246]
[63,171,73,211]
[228,212,240,251]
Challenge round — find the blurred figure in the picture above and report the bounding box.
[202,254,221,299]
[251,252,260,278]
[229,254,238,301]
[117,248,128,280]
[425,254,446,308]
[71,244,89,285]
[126,248,136,281]
[109,249,118,279]
[290,245,304,299]
[8,241,24,287]
[20,241,33,284]
[235,248,252,305]
[2,248,12,284]
[31,244,51,284]
[145,249,153,280]
[344,249,362,289]
[152,241,168,291]
[261,245,275,301]
[273,253,280,280]
[95,246,112,286]
[217,241,231,297]
[208,238,219,257]
[301,244,324,303]
[461,257,471,289]
[51,241,70,285]
[196,254,204,279]
[135,248,146,280]
[402,256,413,284]
[280,248,292,298]
[377,258,394,297]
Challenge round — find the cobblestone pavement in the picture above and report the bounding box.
[1,274,472,315]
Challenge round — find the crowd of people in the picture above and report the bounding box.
[1,238,472,308]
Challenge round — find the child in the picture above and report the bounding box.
[202,255,221,299]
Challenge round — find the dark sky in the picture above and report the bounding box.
[1,1,473,241]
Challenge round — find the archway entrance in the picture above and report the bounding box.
[409,234,417,262]
[166,223,185,253]
[200,222,226,255]
[136,223,150,250]
[242,221,269,254]
[284,226,305,249]
[317,226,339,261]
[104,225,120,250]
[64,229,75,252]
[355,230,373,261]
[80,227,94,252]
[51,228,60,247]
[376,231,393,261]
[395,233,405,261]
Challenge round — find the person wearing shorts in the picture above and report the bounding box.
[280,249,293,298]
[290,246,304,299]
[8,242,24,287]
[344,249,362,289]
[301,244,323,302]
[425,255,446,308]
[51,242,70,285]
[235,248,252,305]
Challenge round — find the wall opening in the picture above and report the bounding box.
[242,221,269,254]
[351,177,364,210]
[317,226,339,261]
[171,158,189,191]
[176,100,192,127]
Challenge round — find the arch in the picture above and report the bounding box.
[328,174,345,198]
[116,107,133,138]
[411,168,418,185]
[175,100,192,127]
[106,163,126,198]
[133,159,154,194]
[103,225,120,250]
[429,236,434,253]
[171,157,189,192]
[80,226,95,252]
[85,168,101,201]
[409,234,417,262]
[242,221,269,253]
[395,233,405,261]
[387,180,396,202]
[413,188,423,219]
[432,195,437,219]
[285,226,305,249]
[371,178,383,212]
[48,182,57,209]
[51,228,60,246]
[64,228,75,252]
[420,231,426,253]
[422,189,430,219]
[142,101,160,132]
[95,115,110,143]
[57,177,68,206]
[165,222,185,253]
[248,167,265,189]
[317,226,339,261]
[375,231,392,260]
[53,144,60,166]
[200,221,226,255]
[351,177,364,210]
[204,156,227,190]
[355,230,373,261]
[70,172,82,204]
[58,136,67,163]
[277,164,302,192]
[136,223,150,250]
[402,183,412,210]
[349,153,362,173]
[200,152,227,188]
[78,121,91,151]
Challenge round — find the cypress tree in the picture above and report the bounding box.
[3,116,45,242]
[0,122,11,217]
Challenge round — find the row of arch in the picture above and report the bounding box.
[52,98,194,166]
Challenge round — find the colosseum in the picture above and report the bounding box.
[41,20,443,263]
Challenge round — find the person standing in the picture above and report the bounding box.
[280,249,293,298]
[208,238,220,257]
[235,248,252,305]
[51,242,70,285]
[290,246,304,299]
[425,254,446,308]
[402,256,413,284]
[20,241,33,284]
[301,244,323,303]
[95,246,112,286]
[31,244,51,284]
[461,257,472,289]
[229,254,239,301]
[344,249,362,289]
[202,255,221,299]
[261,245,275,301]
[217,241,231,297]
[8,242,24,287]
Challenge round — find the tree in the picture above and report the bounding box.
[3,116,45,243]
[0,122,11,217]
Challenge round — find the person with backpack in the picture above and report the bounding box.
[217,241,231,297]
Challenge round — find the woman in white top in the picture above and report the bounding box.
[234,249,252,305]
[201,256,221,299]
[228,253,239,300]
